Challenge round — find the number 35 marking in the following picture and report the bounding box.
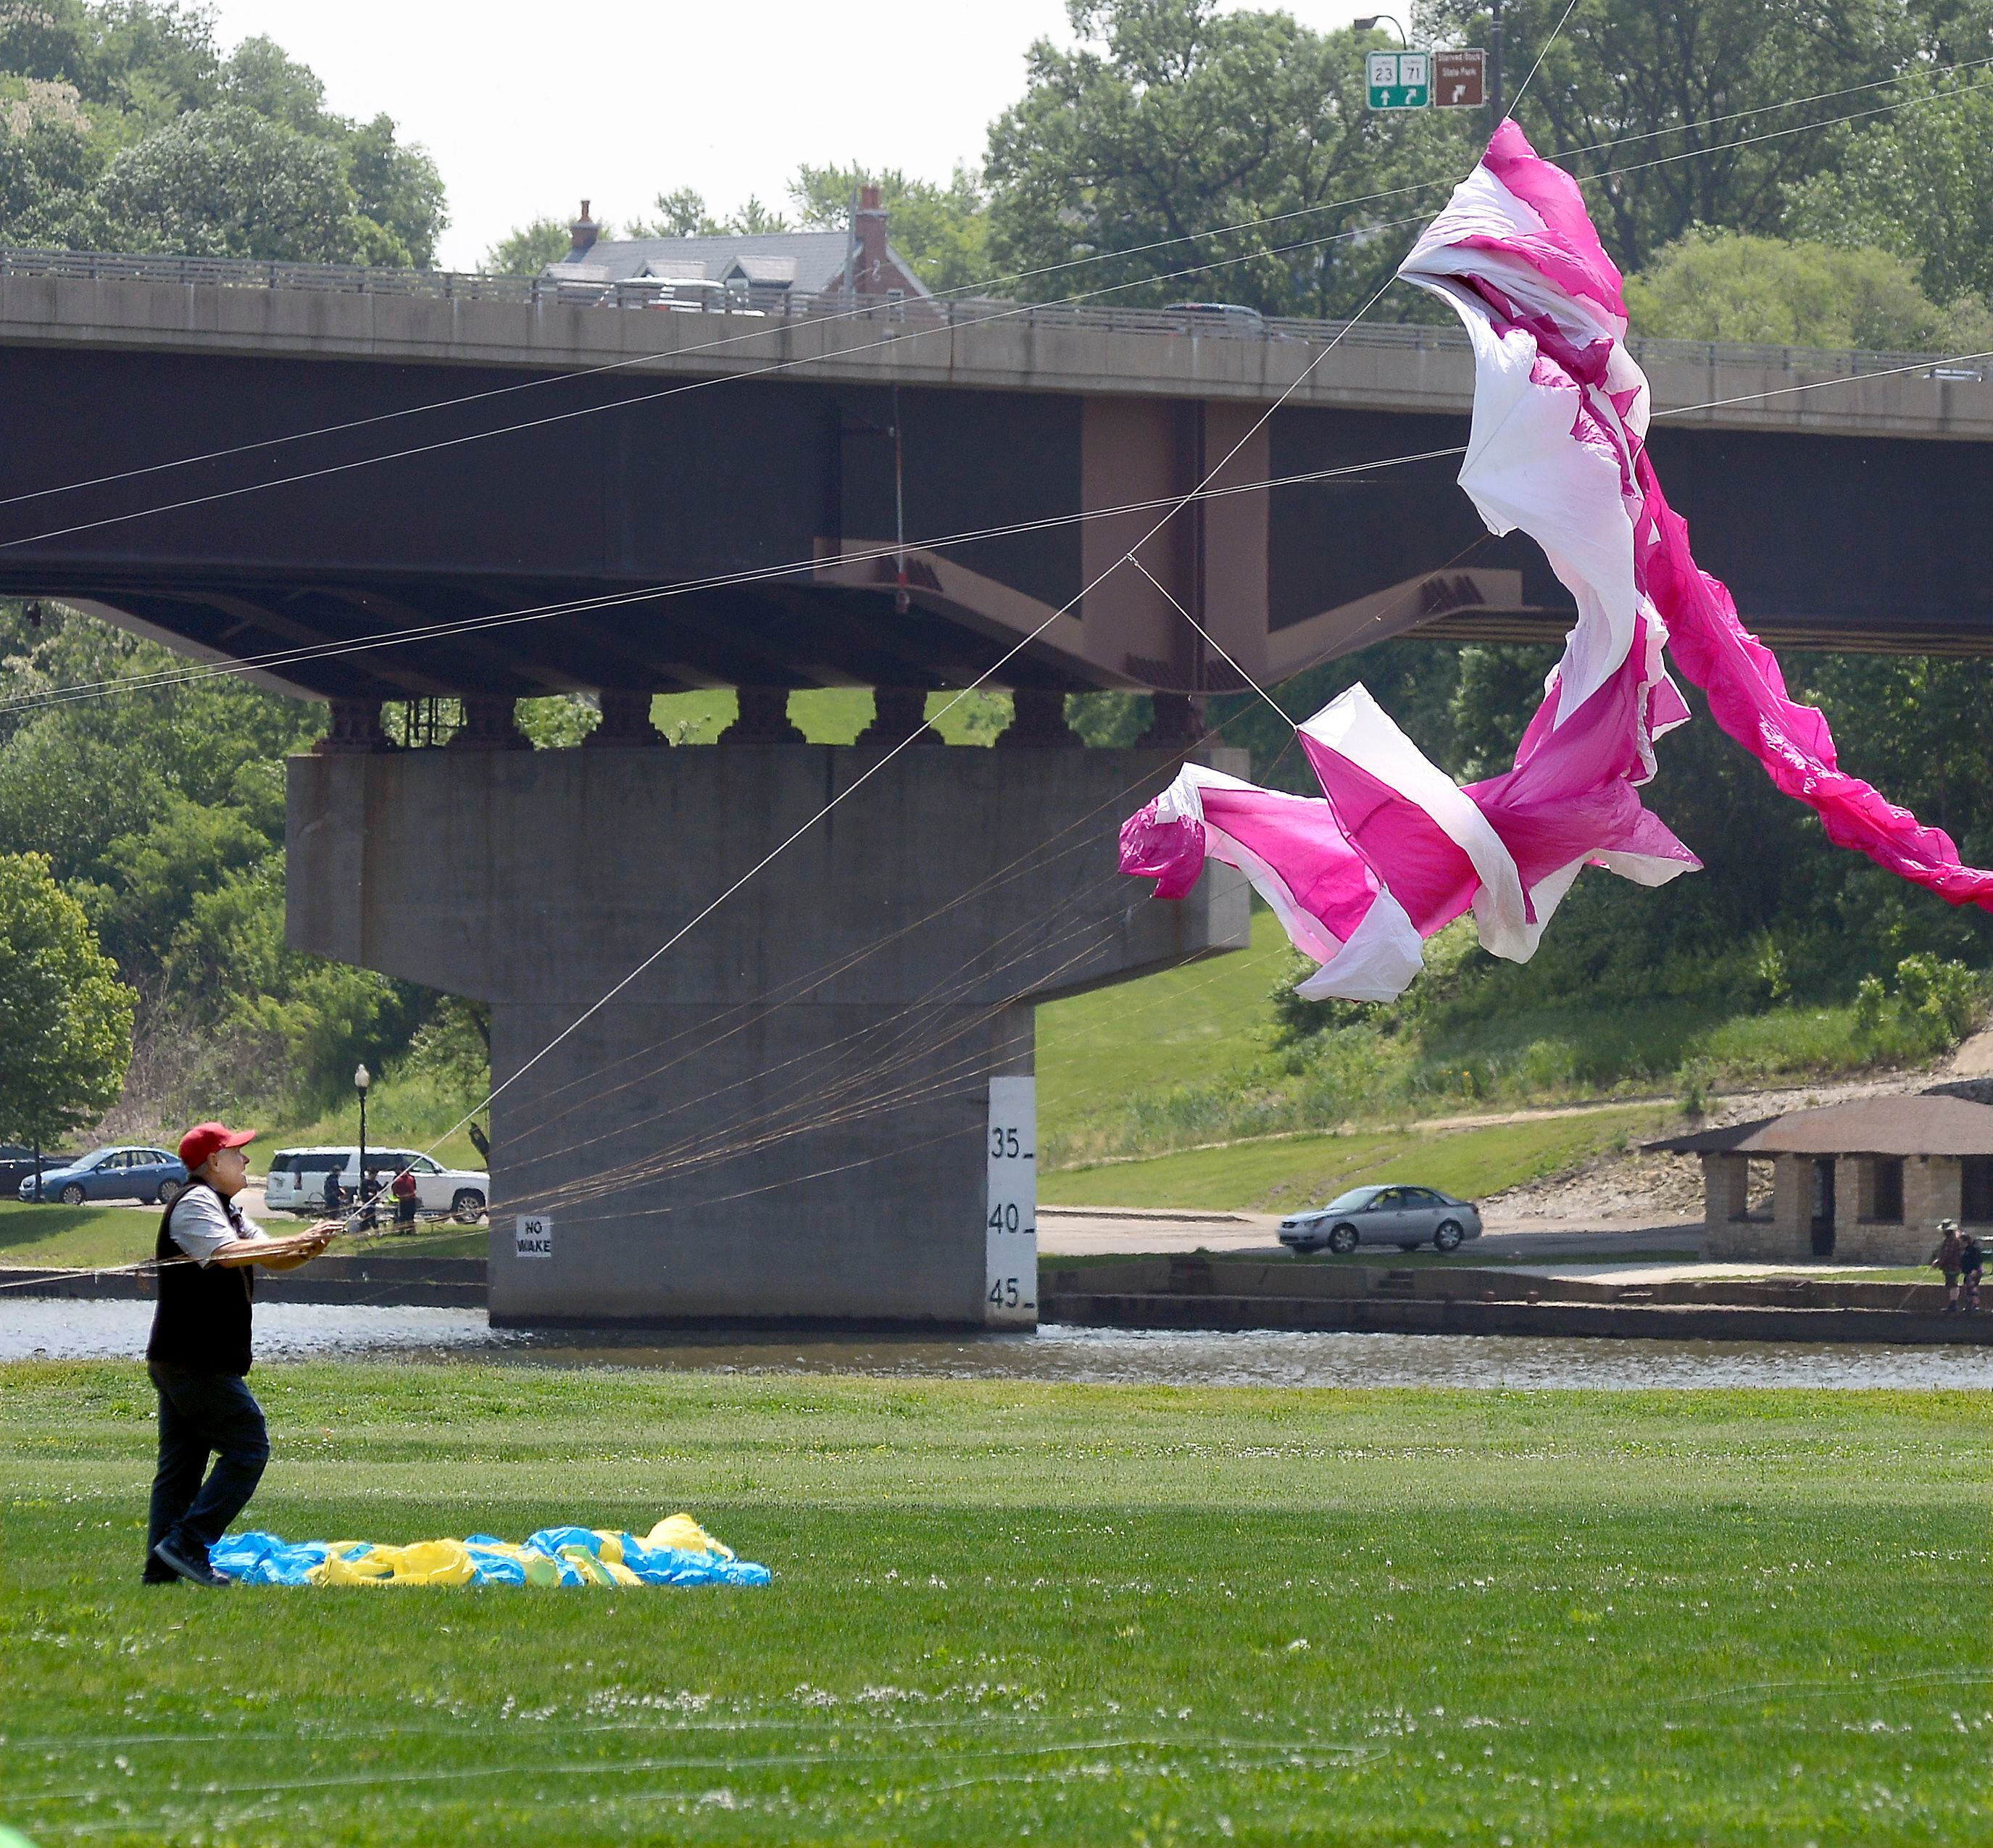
[990,1126,1022,1158]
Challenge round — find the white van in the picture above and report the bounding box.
[263,1146,488,1221]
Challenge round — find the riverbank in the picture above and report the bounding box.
[9,1246,1983,1343]
[3,1364,1986,1847]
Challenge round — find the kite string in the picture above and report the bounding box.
[0,446,1474,714]
[357,269,1409,1224]
[1507,0,1584,121]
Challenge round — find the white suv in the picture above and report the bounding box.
[264,1147,488,1221]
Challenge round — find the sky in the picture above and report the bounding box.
[203,1,1375,271]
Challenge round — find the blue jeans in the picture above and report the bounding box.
[144,1362,269,1581]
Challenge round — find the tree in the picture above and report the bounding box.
[83,101,367,260]
[0,76,98,244]
[984,1,1474,318]
[1624,228,1993,350]
[789,161,992,291]
[1417,0,1926,270]
[1,4,446,266]
[1785,72,1993,306]
[625,186,720,238]
[344,112,445,267]
[726,193,789,234]
[0,850,136,1155]
[219,33,330,134]
[483,216,570,275]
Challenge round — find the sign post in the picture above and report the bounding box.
[1432,49,1486,109]
[1365,50,1431,109]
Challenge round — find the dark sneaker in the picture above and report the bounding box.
[151,1536,230,1588]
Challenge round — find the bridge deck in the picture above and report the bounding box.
[4,250,1991,442]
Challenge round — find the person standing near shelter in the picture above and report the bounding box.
[1960,1231,1985,1314]
[392,1164,419,1234]
[144,1123,338,1587]
[1929,1220,1965,1312]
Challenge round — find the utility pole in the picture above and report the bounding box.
[1489,0,1505,120]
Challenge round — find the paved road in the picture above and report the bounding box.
[1039,1206,1702,1261]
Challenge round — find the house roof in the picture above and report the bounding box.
[546,230,931,297]
[1647,1094,1993,1158]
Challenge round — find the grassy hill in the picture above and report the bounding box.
[1037,1104,1673,1213]
[1033,907,1967,1212]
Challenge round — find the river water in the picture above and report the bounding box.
[4,1299,1989,1388]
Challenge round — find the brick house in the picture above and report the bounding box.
[545,186,931,301]
[1649,1094,1993,1263]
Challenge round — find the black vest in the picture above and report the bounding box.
[146,1182,255,1376]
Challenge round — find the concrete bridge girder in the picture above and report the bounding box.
[9,275,1993,708]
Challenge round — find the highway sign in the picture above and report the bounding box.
[1366,50,1431,109]
[1433,49,1486,108]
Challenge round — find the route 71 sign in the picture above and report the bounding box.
[1366,50,1430,109]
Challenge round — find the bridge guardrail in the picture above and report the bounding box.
[0,244,1971,386]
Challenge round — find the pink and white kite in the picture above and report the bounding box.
[1120,122,1993,1002]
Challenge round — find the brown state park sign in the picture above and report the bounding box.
[1434,49,1486,109]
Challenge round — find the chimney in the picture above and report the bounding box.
[852,183,889,296]
[570,199,599,256]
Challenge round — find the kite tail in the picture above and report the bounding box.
[1119,118,1993,1000]
[1636,461,1993,910]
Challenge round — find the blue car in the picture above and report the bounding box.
[19,1144,188,1207]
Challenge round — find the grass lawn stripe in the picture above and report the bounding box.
[2,1365,1986,1845]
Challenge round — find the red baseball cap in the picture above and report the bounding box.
[179,1121,257,1169]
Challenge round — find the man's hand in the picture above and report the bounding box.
[213,1222,341,1270]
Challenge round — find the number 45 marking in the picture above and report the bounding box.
[988,1276,1021,1307]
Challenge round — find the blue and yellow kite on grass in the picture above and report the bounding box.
[211,1514,770,1588]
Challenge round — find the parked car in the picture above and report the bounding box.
[0,1144,77,1199]
[1279,1184,1483,1255]
[264,1147,488,1221]
[18,1144,188,1207]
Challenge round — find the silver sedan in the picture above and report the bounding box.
[1278,1184,1484,1255]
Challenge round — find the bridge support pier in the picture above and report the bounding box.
[288,741,1246,1327]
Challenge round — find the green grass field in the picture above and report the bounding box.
[0,1199,151,1268]
[1038,910,1294,1153]
[1,1365,1986,1846]
[1040,1104,1673,1212]
[0,1199,491,1269]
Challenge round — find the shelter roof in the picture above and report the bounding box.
[1647,1094,1993,1158]
[1644,1117,1776,1155]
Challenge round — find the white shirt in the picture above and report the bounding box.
[167,1184,272,1267]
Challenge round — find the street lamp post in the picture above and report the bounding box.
[354,1062,370,1227]
[1352,14,1408,47]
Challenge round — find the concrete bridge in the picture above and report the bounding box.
[5,249,1990,1328]
[6,246,1993,723]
